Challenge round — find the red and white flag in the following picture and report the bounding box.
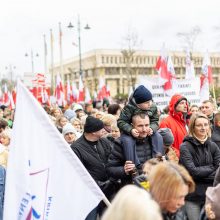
[200,52,212,102]
[78,76,84,103]
[72,82,79,103]
[55,74,65,106]
[97,77,107,100]
[66,80,74,105]
[3,84,9,106]
[84,88,92,104]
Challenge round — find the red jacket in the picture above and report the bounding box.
[160,94,190,157]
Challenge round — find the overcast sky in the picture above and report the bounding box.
[1,0,220,77]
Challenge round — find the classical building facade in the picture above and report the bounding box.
[51,49,220,97]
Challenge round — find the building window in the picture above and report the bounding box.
[106,56,109,64]
[102,56,104,64]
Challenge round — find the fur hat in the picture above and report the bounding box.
[133,85,152,104]
[205,184,220,219]
[84,116,104,133]
[158,128,174,146]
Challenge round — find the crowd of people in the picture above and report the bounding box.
[0,85,220,220]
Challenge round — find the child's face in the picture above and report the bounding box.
[137,100,152,110]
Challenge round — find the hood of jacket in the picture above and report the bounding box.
[169,94,189,123]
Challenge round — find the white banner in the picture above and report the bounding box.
[137,76,201,110]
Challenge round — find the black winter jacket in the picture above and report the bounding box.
[71,135,113,193]
[180,136,220,204]
[106,137,160,186]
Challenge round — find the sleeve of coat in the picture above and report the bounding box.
[149,104,159,132]
[214,167,220,186]
[180,144,215,178]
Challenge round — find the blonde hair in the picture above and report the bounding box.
[188,113,211,137]
[149,162,195,211]
[100,114,117,126]
[101,185,162,220]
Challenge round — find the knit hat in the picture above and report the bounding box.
[72,104,83,112]
[64,109,76,121]
[133,85,152,104]
[205,184,220,219]
[62,123,77,136]
[84,116,104,133]
[158,128,174,146]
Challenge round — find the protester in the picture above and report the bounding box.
[55,115,68,133]
[71,116,115,220]
[160,94,190,157]
[101,185,162,220]
[117,85,159,166]
[62,123,80,145]
[0,143,8,168]
[50,107,62,119]
[71,118,83,133]
[180,113,220,220]
[63,109,76,121]
[107,113,163,186]
[200,100,215,128]
[158,128,179,162]
[100,114,117,137]
[0,119,8,134]
[149,162,195,220]
[107,104,121,119]
[0,129,11,147]
[110,124,120,140]
[211,112,220,148]
[190,104,199,115]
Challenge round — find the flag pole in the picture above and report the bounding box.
[50,29,54,95]
[43,34,48,75]
[212,83,217,109]
[59,22,64,85]
[102,196,111,207]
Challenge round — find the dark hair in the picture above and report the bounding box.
[108,104,121,115]
[0,119,8,129]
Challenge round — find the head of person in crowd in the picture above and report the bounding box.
[56,115,69,129]
[43,105,51,115]
[200,100,215,117]
[71,118,82,133]
[101,185,162,220]
[64,109,76,121]
[111,124,120,140]
[142,158,161,176]
[84,103,93,116]
[133,85,153,110]
[149,162,195,215]
[0,119,8,133]
[72,103,84,119]
[3,109,13,128]
[190,104,199,115]
[169,94,189,116]
[132,113,150,139]
[188,113,211,141]
[51,107,62,119]
[83,116,105,141]
[102,98,110,112]
[100,114,117,136]
[214,112,220,128]
[163,105,169,114]
[158,128,178,162]
[107,104,121,119]
[62,123,78,145]
[205,184,220,220]
[0,128,11,147]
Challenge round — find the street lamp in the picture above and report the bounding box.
[67,15,90,78]
[25,50,39,75]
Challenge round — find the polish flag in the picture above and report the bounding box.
[200,52,212,102]
[3,84,9,106]
[8,92,15,110]
[72,82,79,103]
[155,48,170,90]
[185,50,195,79]
[12,87,17,105]
[97,77,107,100]
[66,80,74,105]
[165,55,176,91]
[78,76,84,103]
[55,74,65,106]
[106,85,110,98]
[85,88,92,104]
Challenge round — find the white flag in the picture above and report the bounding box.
[4,80,105,220]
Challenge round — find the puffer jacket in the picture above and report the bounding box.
[117,93,159,135]
[160,94,190,156]
[180,136,220,204]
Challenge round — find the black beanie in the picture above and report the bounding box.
[158,128,174,146]
[84,116,104,133]
[133,85,152,104]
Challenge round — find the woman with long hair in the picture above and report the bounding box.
[180,113,220,220]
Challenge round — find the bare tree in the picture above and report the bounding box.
[121,27,142,92]
[177,26,202,52]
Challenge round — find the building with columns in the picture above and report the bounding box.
[50,49,220,97]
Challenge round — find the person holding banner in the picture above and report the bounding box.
[160,94,190,157]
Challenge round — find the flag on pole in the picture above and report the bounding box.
[78,76,84,102]
[97,77,107,101]
[185,50,195,79]
[55,74,65,106]
[200,52,212,102]
[3,80,106,220]
[84,88,92,104]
